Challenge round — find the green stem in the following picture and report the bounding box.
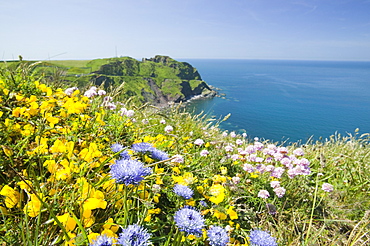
[123,185,128,226]
[305,173,320,244]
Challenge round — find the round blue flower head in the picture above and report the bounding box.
[118,224,151,246]
[199,200,208,207]
[120,150,132,160]
[111,143,124,153]
[110,159,152,186]
[249,229,278,246]
[131,142,154,153]
[174,206,205,236]
[207,226,229,246]
[150,149,169,161]
[173,184,193,199]
[89,234,114,246]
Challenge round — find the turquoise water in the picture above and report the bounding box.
[183,59,370,143]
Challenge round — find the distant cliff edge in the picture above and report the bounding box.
[30,55,217,106]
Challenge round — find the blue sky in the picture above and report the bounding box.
[1,0,370,61]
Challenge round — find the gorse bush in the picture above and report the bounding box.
[0,62,369,245]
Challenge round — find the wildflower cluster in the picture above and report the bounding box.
[0,63,345,245]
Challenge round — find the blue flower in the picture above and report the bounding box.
[111,143,124,153]
[207,226,229,246]
[199,200,208,207]
[110,159,152,186]
[89,234,114,246]
[150,149,169,161]
[174,206,205,236]
[131,142,154,153]
[173,184,193,199]
[120,150,131,160]
[249,229,278,246]
[118,224,151,246]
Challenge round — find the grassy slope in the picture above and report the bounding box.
[0,61,369,245]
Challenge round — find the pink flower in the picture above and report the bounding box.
[257,190,270,199]
[64,87,78,96]
[236,139,243,145]
[98,89,106,96]
[293,148,304,156]
[160,119,166,124]
[271,167,285,178]
[273,187,286,198]
[243,164,255,173]
[245,145,256,154]
[230,131,236,138]
[84,89,97,98]
[164,125,173,133]
[194,139,204,146]
[126,110,135,117]
[270,181,280,188]
[232,176,241,184]
[200,150,209,156]
[224,145,233,152]
[322,183,334,192]
[171,154,184,163]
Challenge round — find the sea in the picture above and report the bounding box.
[181,59,370,143]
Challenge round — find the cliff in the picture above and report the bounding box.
[39,55,216,106]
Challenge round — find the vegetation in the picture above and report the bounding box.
[3,56,215,106]
[0,62,369,245]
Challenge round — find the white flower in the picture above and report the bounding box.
[171,154,184,163]
[84,89,97,98]
[98,89,106,96]
[257,190,270,199]
[64,87,78,96]
[126,110,135,117]
[322,183,334,192]
[273,187,286,198]
[164,125,173,133]
[194,139,204,146]
[200,150,209,156]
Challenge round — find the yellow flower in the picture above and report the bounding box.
[213,209,227,220]
[220,166,228,175]
[82,215,95,228]
[24,193,44,217]
[83,198,107,211]
[0,185,20,208]
[88,233,100,243]
[172,166,181,175]
[2,88,9,95]
[17,180,33,192]
[153,194,161,203]
[50,139,67,154]
[186,199,196,206]
[155,176,163,185]
[44,160,57,173]
[212,175,227,184]
[227,206,238,220]
[1,145,13,158]
[56,213,77,231]
[209,184,225,205]
[45,113,59,127]
[103,218,119,233]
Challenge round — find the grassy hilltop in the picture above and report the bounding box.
[3,55,215,106]
[0,61,369,245]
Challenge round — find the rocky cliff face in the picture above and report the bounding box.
[90,55,216,106]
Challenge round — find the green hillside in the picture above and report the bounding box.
[13,56,216,105]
